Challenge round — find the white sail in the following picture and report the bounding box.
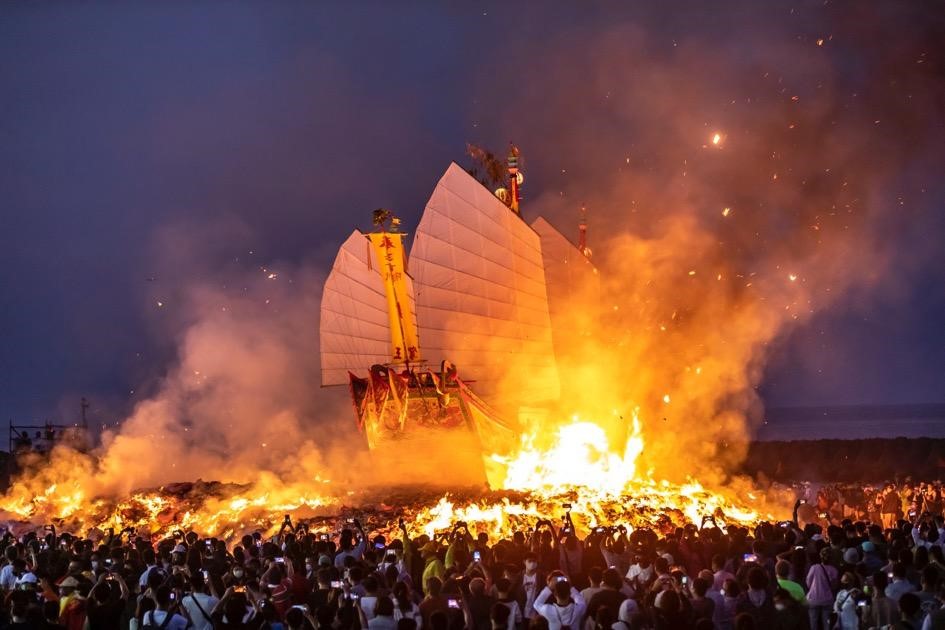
[319,230,418,386]
[531,216,601,370]
[409,163,560,403]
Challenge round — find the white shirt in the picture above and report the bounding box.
[912,526,945,550]
[143,610,189,630]
[138,564,158,588]
[361,595,379,620]
[369,615,398,630]
[625,564,653,584]
[581,586,603,604]
[182,592,219,630]
[393,602,423,629]
[523,572,540,617]
[833,589,859,630]
[0,565,16,590]
[498,599,522,630]
[534,587,587,630]
[706,588,726,628]
[334,538,367,568]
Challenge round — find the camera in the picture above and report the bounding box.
[447,599,460,609]
[743,554,758,563]
[556,576,568,583]
[331,580,343,589]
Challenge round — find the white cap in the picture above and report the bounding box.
[617,598,640,623]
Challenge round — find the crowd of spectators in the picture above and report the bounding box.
[796,482,942,528]
[1,485,944,630]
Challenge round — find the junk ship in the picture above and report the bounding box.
[319,148,599,487]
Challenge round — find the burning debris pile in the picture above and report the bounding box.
[0,413,790,544]
[0,477,784,546]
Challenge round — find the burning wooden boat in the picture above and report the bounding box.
[319,150,598,487]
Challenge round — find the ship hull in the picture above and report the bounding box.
[348,365,517,488]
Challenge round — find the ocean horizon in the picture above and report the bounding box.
[754,403,945,441]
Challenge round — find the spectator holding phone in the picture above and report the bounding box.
[140,585,188,630]
[181,574,218,630]
[85,572,128,630]
[533,577,586,630]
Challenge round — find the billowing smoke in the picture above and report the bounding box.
[481,9,945,482]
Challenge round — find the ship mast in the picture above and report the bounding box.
[507,144,522,214]
[369,209,420,369]
[578,205,592,258]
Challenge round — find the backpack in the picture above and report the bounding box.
[142,609,175,629]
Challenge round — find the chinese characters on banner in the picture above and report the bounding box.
[367,233,421,364]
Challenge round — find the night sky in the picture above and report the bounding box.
[2,2,944,434]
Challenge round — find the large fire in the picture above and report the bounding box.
[0,408,781,545]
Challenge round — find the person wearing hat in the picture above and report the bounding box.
[56,575,87,630]
[862,541,884,574]
[612,597,640,630]
[841,547,860,569]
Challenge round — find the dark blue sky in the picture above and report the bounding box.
[1,1,943,431]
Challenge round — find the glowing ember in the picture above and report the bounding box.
[712,132,722,145]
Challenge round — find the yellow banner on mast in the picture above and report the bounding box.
[368,232,421,364]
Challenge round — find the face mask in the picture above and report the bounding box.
[525,561,537,571]
[775,603,786,611]
[233,569,244,578]
[91,561,99,570]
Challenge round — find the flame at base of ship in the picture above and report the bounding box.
[320,158,600,488]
